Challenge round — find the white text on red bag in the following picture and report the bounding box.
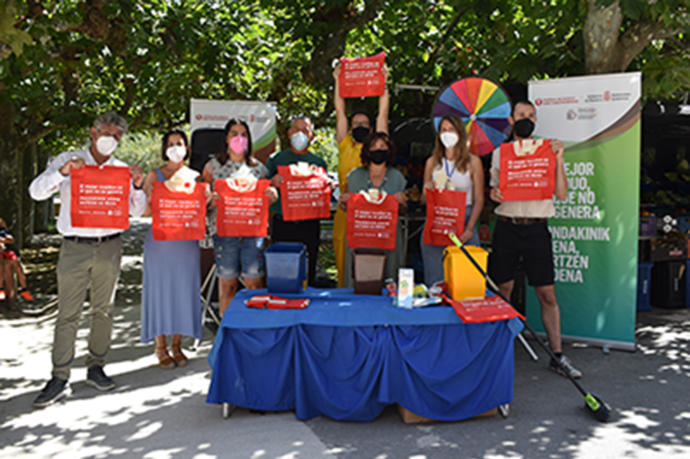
[278,164,331,221]
[499,140,556,201]
[70,165,131,229]
[346,191,398,251]
[338,52,386,98]
[215,178,270,237]
[423,189,467,246]
[151,182,207,241]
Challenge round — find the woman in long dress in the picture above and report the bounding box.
[141,129,203,369]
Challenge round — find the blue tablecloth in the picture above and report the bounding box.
[207,288,522,422]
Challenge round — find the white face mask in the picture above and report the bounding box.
[440,132,459,149]
[166,145,187,163]
[290,131,309,151]
[96,135,118,156]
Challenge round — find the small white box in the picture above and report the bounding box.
[398,268,414,308]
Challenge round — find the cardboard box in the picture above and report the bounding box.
[397,404,497,424]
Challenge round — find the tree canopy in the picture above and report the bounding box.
[1,0,688,244]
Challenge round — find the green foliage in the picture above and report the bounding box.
[310,128,340,172]
[0,0,688,244]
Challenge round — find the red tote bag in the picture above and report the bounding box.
[423,189,467,246]
[279,164,331,221]
[70,165,131,229]
[215,178,270,237]
[346,192,399,251]
[338,52,386,98]
[151,182,207,241]
[499,140,556,201]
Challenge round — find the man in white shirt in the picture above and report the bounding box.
[29,112,146,407]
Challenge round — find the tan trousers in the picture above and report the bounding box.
[52,237,122,380]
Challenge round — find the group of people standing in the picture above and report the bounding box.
[27,68,581,408]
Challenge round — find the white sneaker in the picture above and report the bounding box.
[549,355,583,379]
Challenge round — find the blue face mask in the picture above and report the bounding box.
[290,131,309,151]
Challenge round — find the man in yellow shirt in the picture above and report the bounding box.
[332,62,390,287]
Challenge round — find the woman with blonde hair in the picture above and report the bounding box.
[420,114,484,286]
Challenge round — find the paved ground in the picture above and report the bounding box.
[1,220,689,458]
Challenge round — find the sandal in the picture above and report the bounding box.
[171,335,188,367]
[155,346,176,370]
[171,345,188,367]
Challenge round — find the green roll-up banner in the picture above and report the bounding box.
[527,72,641,350]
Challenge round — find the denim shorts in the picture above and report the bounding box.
[212,235,265,280]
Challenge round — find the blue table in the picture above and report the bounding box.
[206,288,522,422]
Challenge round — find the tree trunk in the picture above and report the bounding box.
[583,0,623,74]
[14,141,24,249]
[584,0,674,74]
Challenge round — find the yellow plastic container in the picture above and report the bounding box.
[443,246,488,301]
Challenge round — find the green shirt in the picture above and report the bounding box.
[346,166,406,195]
[266,148,329,215]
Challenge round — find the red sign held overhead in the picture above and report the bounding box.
[338,52,386,98]
[215,178,270,237]
[423,189,467,246]
[499,140,556,201]
[151,182,207,241]
[70,165,131,229]
[347,192,398,251]
[278,165,331,221]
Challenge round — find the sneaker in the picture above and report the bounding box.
[549,355,583,379]
[86,365,116,391]
[33,377,71,407]
[19,289,34,301]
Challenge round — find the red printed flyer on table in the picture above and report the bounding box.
[347,192,398,251]
[499,139,556,201]
[151,182,207,241]
[338,52,386,98]
[423,189,467,246]
[278,164,331,221]
[70,165,131,229]
[215,178,270,237]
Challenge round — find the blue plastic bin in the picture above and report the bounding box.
[636,262,653,312]
[265,242,307,293]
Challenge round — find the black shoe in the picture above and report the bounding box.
[33,377,71,408]
[549,355,583,379]
[86,365,116,391]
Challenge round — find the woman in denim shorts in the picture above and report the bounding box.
[201,119,277,316]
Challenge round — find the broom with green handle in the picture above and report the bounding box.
[448,232,611,422]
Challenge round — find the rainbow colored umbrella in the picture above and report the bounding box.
[431,77,512,156]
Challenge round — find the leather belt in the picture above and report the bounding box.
[63,233,121,244]
[497,215,546,225]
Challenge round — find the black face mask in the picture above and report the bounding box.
[369,149,389,165]
[352,126,371,143]
[513,118,535,138]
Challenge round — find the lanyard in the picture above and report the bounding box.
[443,158,455,189]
